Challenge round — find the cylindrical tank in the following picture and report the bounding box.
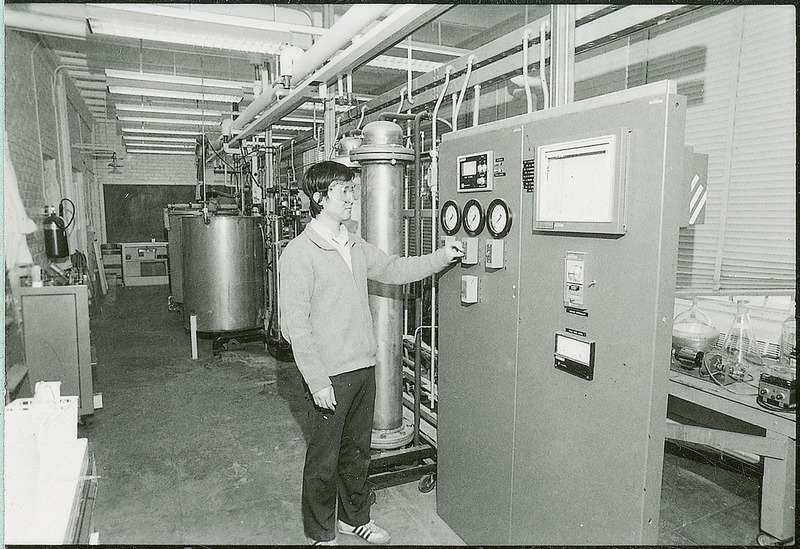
[166,206,202,304]
[182,215,265,332]
[351,121,415,449]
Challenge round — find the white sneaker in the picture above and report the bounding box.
[337,519,391,545]
[308,538,337,546]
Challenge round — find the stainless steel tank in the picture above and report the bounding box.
[166,206,202,304]
[181,214,265,332]
[350,121,415,449]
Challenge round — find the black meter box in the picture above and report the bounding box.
[757,373,796,411]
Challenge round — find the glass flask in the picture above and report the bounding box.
[720,300,763,379]
[672,297,719,352]
[779,304,796,368]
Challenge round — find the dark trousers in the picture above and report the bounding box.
[302,366,375,541]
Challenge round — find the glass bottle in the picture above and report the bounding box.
[721,300,763,379]
[779,303,796,369]
[672,297,719,352]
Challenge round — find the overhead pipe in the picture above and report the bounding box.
[218,4,392,150]
[4,9,89,38]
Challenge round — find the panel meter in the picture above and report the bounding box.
[463,199,485,236]
[554,331,596,381]
[486,198,512,238]
[440,200,461,235]
[457,151,494,192]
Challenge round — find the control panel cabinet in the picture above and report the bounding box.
[437,122,523,543]
[17,285,94,417]
[436,81,686,545]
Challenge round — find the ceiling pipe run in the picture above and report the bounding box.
[219,4,392,150]
[5,9,88,39]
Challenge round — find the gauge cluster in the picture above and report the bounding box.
[440,197,512,239]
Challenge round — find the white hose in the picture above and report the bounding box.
[522,29,534,114]
[540,22,550,109]
[452,55,475,132]
[397,86,406,114]
[429,64,452,411]
[472,84,481,127]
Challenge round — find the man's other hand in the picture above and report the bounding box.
[312,385,337,412]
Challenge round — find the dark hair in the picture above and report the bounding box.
[302,161,355,217]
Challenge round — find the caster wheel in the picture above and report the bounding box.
[757,533,793,546]
[418,473,436,493]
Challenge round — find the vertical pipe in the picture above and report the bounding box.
[550,4,575,107]
[351,121,415,448]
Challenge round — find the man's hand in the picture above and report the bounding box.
[443,241,464,262]
[312,385,337,412]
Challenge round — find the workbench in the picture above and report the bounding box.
[667,367,795,543]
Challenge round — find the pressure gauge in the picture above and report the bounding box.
[486,198,512,238]
[463,199,485,236]
[440,200,461,235]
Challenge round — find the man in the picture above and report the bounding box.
[279,161,462,545]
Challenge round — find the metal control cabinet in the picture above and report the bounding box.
[17,285,94,417]
[437,82,686,545]
[121,241,169,286]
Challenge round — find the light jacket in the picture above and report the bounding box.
[279,224,451,394]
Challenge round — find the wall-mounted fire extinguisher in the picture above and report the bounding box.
[43,198,74,259]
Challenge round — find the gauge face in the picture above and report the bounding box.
[486,198,512,238]
[440,200,461,235]
[463,199,485,236]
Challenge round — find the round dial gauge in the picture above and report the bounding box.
[486,198,512,238]
[440,200,461,235]
[463,199,485,236]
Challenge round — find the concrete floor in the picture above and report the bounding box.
[82,285,762,545]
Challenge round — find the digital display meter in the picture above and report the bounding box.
[554,331,595,381]
[457,151,493,192]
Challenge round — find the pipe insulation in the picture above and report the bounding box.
[222,4,391,147]
[4,9,88,38]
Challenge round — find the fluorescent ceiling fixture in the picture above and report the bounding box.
[124,136,197,144]
[126,142,195,149]
[122,128,202,136]
[272,124,313,131]
[392,41,467,57]
[125,149,195,155]
[75,81,107,91]
[105,69,250,91]
[89,19,284,55]
[281,116,316,123]
[117,116,219,126]
[81,90,107,99]
[116,104,223,117]
[367,55,442,73]
[87,3,324,36]
[108,86,242,103]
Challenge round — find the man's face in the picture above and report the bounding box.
[321,181,359,223]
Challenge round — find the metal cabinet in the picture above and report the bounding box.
[17,285,93,416]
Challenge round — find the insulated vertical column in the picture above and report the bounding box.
[350,121,415,449]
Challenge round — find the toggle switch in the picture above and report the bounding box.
[461,275,478,304]
[485,239,504,269]
[462,237,479,265]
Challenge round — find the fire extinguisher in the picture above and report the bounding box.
[43,198,74,259]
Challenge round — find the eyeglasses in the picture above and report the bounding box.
[327,182,360,201]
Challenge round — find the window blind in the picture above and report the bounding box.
[575,6,796,294]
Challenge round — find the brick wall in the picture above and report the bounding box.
[99,152,197,187]
[5,30,198,267]
[4,30,59,265]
